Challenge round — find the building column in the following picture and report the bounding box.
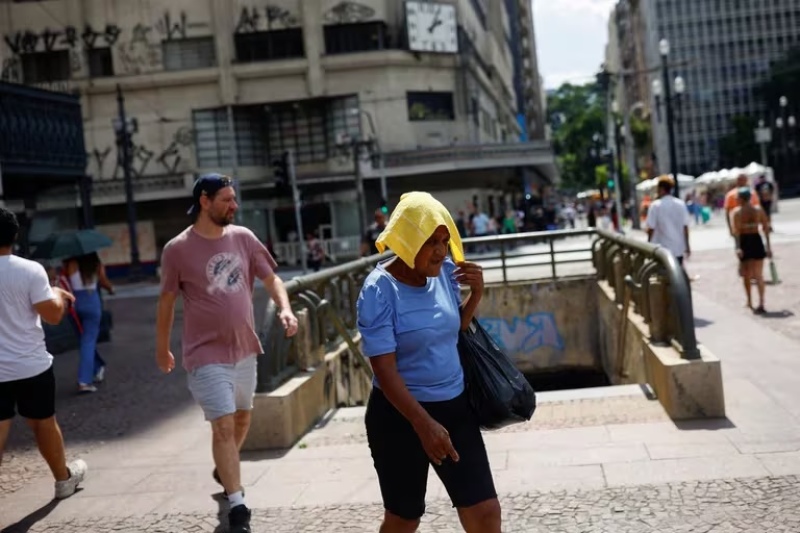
[212,0,238,104]
[300,0,325,97]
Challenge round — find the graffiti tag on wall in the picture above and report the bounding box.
[88,126,195,180]
[479,313,565,354]
[323,2,376,24]
[234,5,300,33]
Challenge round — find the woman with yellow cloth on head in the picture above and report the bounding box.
[356,192,501,533]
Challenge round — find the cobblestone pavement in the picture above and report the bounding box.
[6,475,800,532]
[688,240,800,343]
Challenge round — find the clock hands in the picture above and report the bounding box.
[428,6,443,33]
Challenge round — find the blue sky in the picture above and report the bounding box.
[533,0,617,89]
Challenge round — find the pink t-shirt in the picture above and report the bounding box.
[160,225,278,371]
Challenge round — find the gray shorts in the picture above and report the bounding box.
[186,355,258,421]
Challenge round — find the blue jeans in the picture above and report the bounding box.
[74,289,103,385]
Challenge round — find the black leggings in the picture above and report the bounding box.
[365,387,497,520]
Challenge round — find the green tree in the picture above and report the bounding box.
[630,113,651,154]
[718,115,761,168]
[594,161,631,190]
[547,82,606,190]
[756,45,800,108]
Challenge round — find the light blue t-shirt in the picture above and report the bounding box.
[356,258,465,402]
[472,213,490,235]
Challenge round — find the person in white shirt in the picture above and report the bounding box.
[0,207,87,500]
[645,176,692,265]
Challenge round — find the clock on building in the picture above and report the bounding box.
[405,1,459,54]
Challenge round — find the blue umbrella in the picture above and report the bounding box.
[31,229,113,260]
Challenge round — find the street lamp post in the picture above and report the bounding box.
[610,100,624,231]
[653,38,686,198]
[114,84,142,280]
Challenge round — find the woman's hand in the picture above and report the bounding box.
[736,248,744,259]
[413,416,460,466]
[766,248,773,259]
[455,261,484,295]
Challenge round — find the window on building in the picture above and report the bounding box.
[407,92,455,121]
[193,95,361,169]
[21,50,70,83]
[324,22,388,54]
[163,37,217,71]
[194,108,233,168]
[87,47,114,77]
[235,29,305,62]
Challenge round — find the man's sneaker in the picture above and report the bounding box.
[228,504,252,533]
[213,468,245,497]
[94,366,105,383]
[54,459,87,499]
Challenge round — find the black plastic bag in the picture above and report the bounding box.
[458,318,537,430]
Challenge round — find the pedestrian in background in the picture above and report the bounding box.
[60,253,114,393]
[0,207,88,501]
[155,174,299,533]
[731,187,772,313]
[646,176,691,266]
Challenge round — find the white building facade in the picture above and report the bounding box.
[0,0,554,262]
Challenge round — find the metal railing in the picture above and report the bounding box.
[256,254,389,393]
[256,227,700,393]
[462,229,597,283]
[592,228,700,360]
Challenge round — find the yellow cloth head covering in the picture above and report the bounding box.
[375,191,465,268]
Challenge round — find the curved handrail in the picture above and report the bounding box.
[594,229,699,360]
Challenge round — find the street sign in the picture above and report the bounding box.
[755,127,772,144]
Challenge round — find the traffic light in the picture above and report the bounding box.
[272,151,289,188]
[380,199,389,215]
[607,179,615,190]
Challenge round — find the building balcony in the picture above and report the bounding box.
[0,81,87,199]
[366,141,556,180]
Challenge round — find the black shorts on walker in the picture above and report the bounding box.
[365,387,497,520]
[0,366,56,421]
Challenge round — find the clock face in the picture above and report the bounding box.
[406,1,459,54]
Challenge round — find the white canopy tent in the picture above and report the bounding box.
[635,173,696,195]
[693,163,775,188]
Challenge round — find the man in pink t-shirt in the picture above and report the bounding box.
[156,174,298,533]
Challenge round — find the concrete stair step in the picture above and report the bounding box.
[300,384,667,448]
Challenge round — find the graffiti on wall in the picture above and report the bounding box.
[2,11,211,81]
[3,24,121,54]
[155,11,210,41]
[1,56,21,83]
[155,126,195,174]
[323,2,376,24]
[234,6,300,33]
[479,313,565,354]
[88,126,195,180]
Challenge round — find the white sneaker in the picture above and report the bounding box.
[94,366,105,383]
[54,459,87,499]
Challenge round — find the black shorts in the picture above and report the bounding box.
[0,366,56,421]
[365,387,497,520]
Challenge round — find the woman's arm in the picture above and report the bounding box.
[370,354,459,465]
[97,262,114,294]
[761,209,772,257]
[454,262,484,330]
